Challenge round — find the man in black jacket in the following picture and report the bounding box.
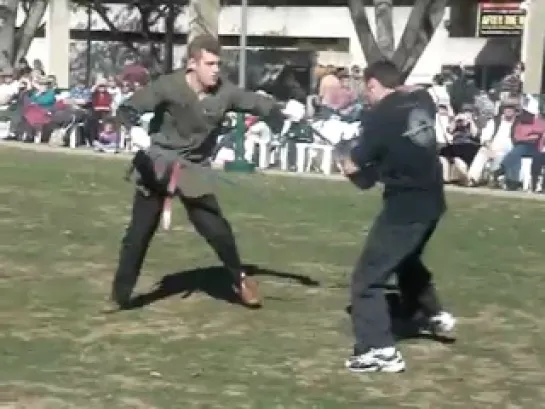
[337,60,456,373]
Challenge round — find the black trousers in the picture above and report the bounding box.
[351,212,443,353]
[111,190,243,304]
[531,152,545,191]
[439,143,480,166]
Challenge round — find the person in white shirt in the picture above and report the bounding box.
[435,105,454,181]
[428,74,454,117]
[111,82,133,115]
[0,71,19,108]
[435,104,453,146]
[467,100,518,185]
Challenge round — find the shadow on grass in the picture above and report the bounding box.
[123,264,320,310]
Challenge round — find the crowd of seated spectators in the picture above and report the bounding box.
[427,62,545,192]
[232,61,545,193]
[0,57,145,152]
[2,58,544,193]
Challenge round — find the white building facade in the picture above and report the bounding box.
[24,3,522,87]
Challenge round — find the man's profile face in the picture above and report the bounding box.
[188,50,220,89]
[363,78,382,105]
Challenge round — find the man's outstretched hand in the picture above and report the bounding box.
[333,138,378,190]
[337,158,359,175]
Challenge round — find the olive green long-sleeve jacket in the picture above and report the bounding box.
[123,69,278,198]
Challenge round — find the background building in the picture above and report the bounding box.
[23,0,541,89]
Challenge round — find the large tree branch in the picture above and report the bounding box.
[348,0,384,64]
[20,0,30,14]
[373,0,394,58]
[0,0,19,70]
[137,5,162,73]
[392,0,447,82]
[188,0,220,42]
[14,0,48,64]
[90,1,161,73]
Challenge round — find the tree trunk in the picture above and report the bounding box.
[14,0,48,64]
[350,0,446,83]
[0,0,19,71]
[373,0,394,58]
[392,0,447,82]
[348,0,383,65]
[187,0,220,43]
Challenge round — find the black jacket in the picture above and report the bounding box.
[350,89,446,223]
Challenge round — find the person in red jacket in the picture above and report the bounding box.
[501,95,545,190]
[91,82,113,117]
[88,81,113,140]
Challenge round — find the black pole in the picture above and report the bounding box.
[85,4,92,86]
[164,1,175,73]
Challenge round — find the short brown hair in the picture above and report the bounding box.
[187,35,221,60]
[363,60,402,89]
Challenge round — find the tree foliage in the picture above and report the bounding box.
[72,0,186,74]
[0,0,187,74]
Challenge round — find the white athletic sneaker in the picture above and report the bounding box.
[345,347,406,373]
[428,311,456,334]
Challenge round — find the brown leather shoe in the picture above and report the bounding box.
[234,275,262,308]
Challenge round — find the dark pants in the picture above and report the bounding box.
[439,143,479,166]
[531,152,545,191]
[86,109,111,143]
[351,213,443,353]
[111,190,244,304]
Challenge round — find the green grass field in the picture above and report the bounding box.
[0,146,544,408]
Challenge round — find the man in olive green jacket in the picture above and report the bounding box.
[112,35,284,310]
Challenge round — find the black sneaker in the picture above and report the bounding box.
[345,347,405,373]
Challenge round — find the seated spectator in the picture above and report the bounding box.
[474,89,496,129]
[91,80,113,117]
[29,76,56,109]
[32,59,45,76]
[93,118,119,153]
[66,78,91,108]
[47,75,58,91]
[439,105,480,184]
[501,95,545,190]
[111,82,133,115]
[428,74,453,116]
[106,76,120,101]
[435,104,452,147]
[120,60,149,85]
[20,77,55,141]
[467,99,518,186]
[15,58,32,78]
[244,115,273,166]
[6,76,32,139]
[85,79,114,142]
[0,69,19,110]
[317,73,343,113]
[500,62,523,102]
[64,78,95,143]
